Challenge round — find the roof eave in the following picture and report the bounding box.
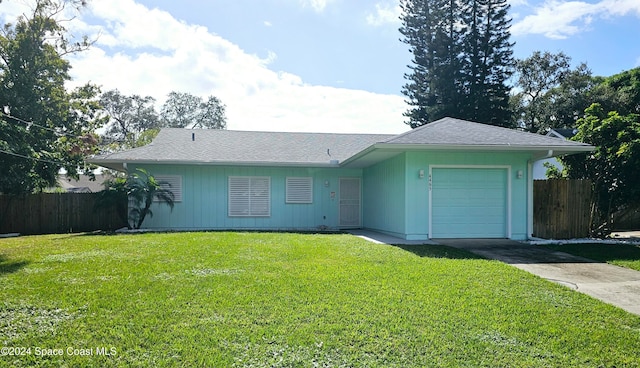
[374,143,595,152]
[88,158,341,169]
[340,143,594,167]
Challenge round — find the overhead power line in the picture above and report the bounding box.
[0,111,80,139]
[0,148,66,165]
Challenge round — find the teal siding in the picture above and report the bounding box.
[127,149,532,240]
[404,151,530,240]
[362,153,406,238]
[131,165,361,230]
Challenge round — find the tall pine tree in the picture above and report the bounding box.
[400,0,515,128]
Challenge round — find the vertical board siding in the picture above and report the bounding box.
[362,154,406,236]
[133,165,361,230]
[131,150,532,240]
[533,179,592,239]
[0,193,126,235]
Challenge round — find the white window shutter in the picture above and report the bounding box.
[249,177,270,216]
[286,177,313,203]
[155,175,182,202]
[229,177,250,216]
[228,177,270,217]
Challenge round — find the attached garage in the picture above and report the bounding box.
[92,117,594,240]
[429,166,510,238]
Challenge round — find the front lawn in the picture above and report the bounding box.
[543,242,640,271]
[1,232,639,367]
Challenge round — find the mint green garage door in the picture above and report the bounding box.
[430,167,508,238]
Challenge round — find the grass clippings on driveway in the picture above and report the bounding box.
[1,232,639,367]
[543,242,640,271]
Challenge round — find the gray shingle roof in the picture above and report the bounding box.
[383,117,591,148]
[91,118,593,169]
[93,128,394,167]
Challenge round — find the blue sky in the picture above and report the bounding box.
[2,0,639,133]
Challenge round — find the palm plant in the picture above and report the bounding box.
[96,169,174,229]
[126,169,175,229]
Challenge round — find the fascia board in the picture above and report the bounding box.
[372,143,594,152]
[339,144,384,166]
[88,158,340,168]
[340,143,594,167]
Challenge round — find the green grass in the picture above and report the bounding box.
[543,242,640,271]
[1,232,639,367]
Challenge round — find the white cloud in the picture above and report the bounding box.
[512,0,640,39]
[60,0,407,134]
[261,50,278,65]
[263,20,273,27]
[0,1,29,22]
[300,0,334,13]
[603,0,640,17]
[366,2,401,26]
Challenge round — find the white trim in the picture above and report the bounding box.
[428,165,511,239]
[527,161,534,238]
[373,143,593,152]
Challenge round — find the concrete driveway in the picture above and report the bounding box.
[435,239,640,316]
[349,231,640,316]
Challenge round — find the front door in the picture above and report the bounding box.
[339,178,361,228]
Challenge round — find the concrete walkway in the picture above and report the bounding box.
[349,229,438,245]
[350,230,640,316]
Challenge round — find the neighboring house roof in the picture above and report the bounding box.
[57,174,111,193]
[547,128,578,139]
[90,117,594,170]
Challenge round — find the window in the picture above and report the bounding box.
[286,177,313,203]
[228,176,271,217]
[154,175,182,202]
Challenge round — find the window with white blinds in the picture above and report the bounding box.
[228,176,271,217]
[286,177,313,203]
[154,175,182,202]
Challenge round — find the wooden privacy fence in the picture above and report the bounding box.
[0,193,126,235]
[533,179,592,239]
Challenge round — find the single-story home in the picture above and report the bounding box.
[90,117,593,240]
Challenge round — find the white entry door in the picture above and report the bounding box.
[339,178,361,228]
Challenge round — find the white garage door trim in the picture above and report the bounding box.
[428,165,512,239]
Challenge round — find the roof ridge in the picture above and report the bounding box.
[379,117,593,147]
[159,127,396,137]
[384,117,460,143]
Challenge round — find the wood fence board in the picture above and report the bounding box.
[0,193,126,235]
[533,179,592,239]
